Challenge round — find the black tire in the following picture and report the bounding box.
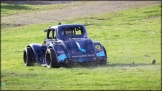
[45,48,59,68]
[23,47,35,66]
[100,46,107,65]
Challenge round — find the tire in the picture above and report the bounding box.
[23,47,35,66]
[100,46,107,65]
[45,48,59,68]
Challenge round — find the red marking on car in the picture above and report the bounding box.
[57,51,64,54]
[96,48,103,51]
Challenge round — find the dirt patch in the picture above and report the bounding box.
[1,1,72,5]
[1,1,160,29]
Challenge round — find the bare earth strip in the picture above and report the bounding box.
[1,1,160,29]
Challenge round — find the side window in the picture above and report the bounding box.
[53,29,56,39]
[47,29,52,39]
[49,30,52,39]
[47,29,56,39]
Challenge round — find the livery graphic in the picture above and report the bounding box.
[95,45,101,50]
[76,42,86,52]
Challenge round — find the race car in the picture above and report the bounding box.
[23,23,107,68]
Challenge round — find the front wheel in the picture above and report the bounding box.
[45,48,60,68]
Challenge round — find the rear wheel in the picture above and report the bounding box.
[45,48,60,68]
[23,47,35,66]
[100,46,107,65]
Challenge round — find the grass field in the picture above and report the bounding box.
[1,4,161,90]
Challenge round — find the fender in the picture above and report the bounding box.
[49,44,67,63]
[93,42,105,57]
[27,43,47,64]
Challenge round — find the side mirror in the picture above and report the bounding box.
[44,29,48,32]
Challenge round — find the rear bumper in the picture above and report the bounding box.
[63,56,107,64]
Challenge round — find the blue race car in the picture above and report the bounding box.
[23,23,107,68]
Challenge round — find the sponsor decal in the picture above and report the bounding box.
[57,51,64,54]
[76,42,86,52]
[57,53,67,61]
[72,54,94,58]
[95,45,101,50]
[96,51,105,57]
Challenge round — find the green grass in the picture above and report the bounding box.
[1,65,161,90]
[1,4,161,90]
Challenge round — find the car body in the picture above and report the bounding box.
[23,23,107,68]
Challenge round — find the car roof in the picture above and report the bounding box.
[49,24,84,29]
